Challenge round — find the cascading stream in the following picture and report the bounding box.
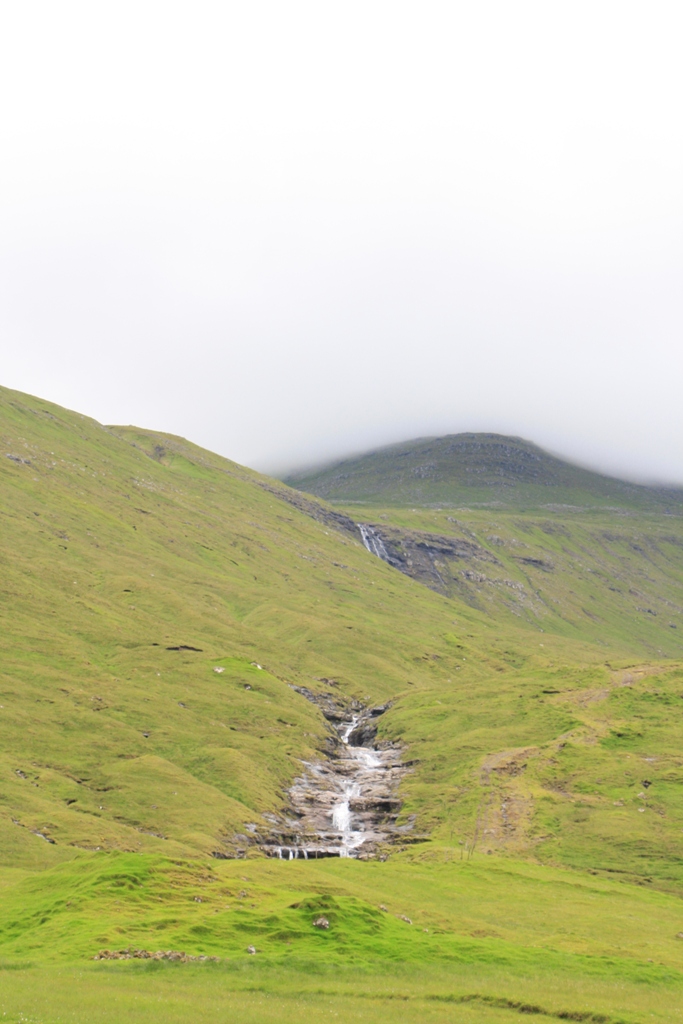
[357,524,392,563]
[330,716,366,857]
[254,694,411,860]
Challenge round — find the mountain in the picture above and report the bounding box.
[285,435,683,654]
[2,386,683,1023]
[284,432,683,511]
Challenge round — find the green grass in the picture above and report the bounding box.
[3,853,683,1022]
[4,852,683,969]
[2,385,683,1021]
[5,963,673,1024]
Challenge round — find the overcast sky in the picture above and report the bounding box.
[1,1,682,483]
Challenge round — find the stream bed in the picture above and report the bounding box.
[255,689,412,859]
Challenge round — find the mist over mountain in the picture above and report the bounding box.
[284,433,683,512]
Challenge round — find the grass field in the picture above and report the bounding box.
[3,852,683,1022]
[2,385,683,1022]
[3,960,683,1024]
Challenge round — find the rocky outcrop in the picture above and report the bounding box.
[260,480,499,597]
[357,522,499,594]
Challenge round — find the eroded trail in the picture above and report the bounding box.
[257,690,412,859]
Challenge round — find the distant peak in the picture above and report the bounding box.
[283,433,683,512]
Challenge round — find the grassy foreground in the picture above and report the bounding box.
[2,385,683,1021]
[3,961,682,1024]
[3,852,683,1022]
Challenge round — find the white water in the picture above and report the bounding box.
[329,715,383,857]
[275,845,308,859]
[357,524,391,563]
[340,717,358,743]
[259,699,406,861]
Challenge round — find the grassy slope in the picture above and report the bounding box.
[346,504,683,655]
[324,499,683,889]
[2,387,683,1021]
[1,386,486,863]
[4,853,683,1022]
[284,432,683,511]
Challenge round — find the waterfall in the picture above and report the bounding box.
[257,694,407,861]
[357,524,391,563]
[329,715,365,857]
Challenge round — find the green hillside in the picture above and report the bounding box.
[286,432,683,654]
[324,503,683,656]
[284,432,683,511]
[2,386,683,1023]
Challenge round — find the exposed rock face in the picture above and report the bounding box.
[261,480,499,598]
[255,690,412,860]
[357,522,498,594]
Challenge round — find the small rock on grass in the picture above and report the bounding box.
[247,945,256,954]
[313,916,329,929]
[398,915,412,924]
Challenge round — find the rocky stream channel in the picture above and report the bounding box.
[249,690,412,860]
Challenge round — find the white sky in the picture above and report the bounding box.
[1,1,682,483]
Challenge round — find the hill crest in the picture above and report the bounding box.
[284,432,683,511]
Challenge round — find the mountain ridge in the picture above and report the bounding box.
[284,432,683,511]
